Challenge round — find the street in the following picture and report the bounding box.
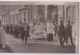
[4,34,75,53]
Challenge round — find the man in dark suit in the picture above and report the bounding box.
[21,25,25,43]
[66,18,73,46]
[19,25,22,38]
[58,17,66,47]
[24,24,30,44]
[15,26,19,38]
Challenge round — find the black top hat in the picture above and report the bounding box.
[60,17,62,18]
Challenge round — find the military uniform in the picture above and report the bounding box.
[21,26,25,43]
[58,20,67,47]
[24,25,30,44]
[66,20,73,45]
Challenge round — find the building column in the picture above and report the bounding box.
[12,15,14,25]
[19,11,21,23]
[45,5,48,21]
[28,5,32,23]
[32,5,38,24]
[75,3,79,53]
[66,6,71,24]
[63,5,65,23]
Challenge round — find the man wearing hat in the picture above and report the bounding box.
[21,23,25,43]
[24,24,30,44]
[66,17,74,46]
[58,17,66,47]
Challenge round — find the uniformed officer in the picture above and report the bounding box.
[58,17,67,47]
[66,17,74,46]
[24,24,30,44]
[21,24,25,43]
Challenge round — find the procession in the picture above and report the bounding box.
[2,16,74,46]
[0,3,78,53]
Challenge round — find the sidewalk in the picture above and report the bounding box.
[0,48,9,53]
[0,44,11,53]
[5,34,75,53]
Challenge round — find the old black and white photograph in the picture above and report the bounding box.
[0,2,79,53]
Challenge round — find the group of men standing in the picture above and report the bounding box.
[46,17,74,47]
[58,17,74,47]
[4,23,30,44]
[20,24,30,44]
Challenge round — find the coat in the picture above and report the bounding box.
[66,24,72,36]
[58,24,67,37]
[25,25,30,37]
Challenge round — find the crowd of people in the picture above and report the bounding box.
[58,17,74,47]
[0,16,74,47]
[46,17,74,47]
[3,23,30,44]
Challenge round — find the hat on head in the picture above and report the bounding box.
[60,17,62,21]
[68,16,70,23]
[60,17,62,18]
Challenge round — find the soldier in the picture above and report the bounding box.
[11,25,13,35]
[9,24,12,35]
[24,24,30,44]
[58,17,66,47]
[54,22,58,37]
[66,17,74,46]
[6,24,9,34]
[14,26,16,37]
[15,26,19,38]
[21,24,25,43]
[19,24,23,38]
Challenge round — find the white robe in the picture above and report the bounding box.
[0,26,6,48]
[47,23,54,34]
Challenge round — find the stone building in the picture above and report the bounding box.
[0,5,76,39]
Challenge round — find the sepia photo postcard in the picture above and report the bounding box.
[0,2,79,53]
